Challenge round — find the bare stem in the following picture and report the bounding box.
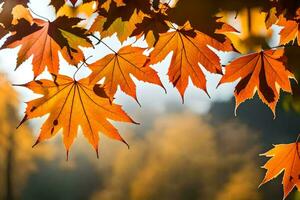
[29,7,50,22]
[73,56,93,81]
[90,34,118,54]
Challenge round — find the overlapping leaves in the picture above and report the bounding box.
[1,16,92,77]
[1,1,300,198]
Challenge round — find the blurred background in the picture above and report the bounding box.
[1,0,300,200]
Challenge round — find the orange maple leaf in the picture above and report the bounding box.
[260,142,300,199]
[2,16,92,77]
[277,9,300,46]
[17,75,135,158]
[88,45,164,103]
[90,10,144,43]
[149,21,232,99]
[218,49,295,116]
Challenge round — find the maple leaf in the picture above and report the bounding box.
[0,0,29,26]
[90,10,144,42]
[1,16,92,77]
[88,45,163,103]
[98,0,151,31]
[167,0,236,44]
[260,142,300,199]
[17,74,135,158]
[0,0,29,37]
[277,9,300,46]
[131,11,170,47]
[267,0,300,21]
[218,49,295,116]
[10,5,33,25]
[265,7,278,29]
[50,0,65,12]
[149,21,232,99]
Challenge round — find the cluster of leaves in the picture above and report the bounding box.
[0,0,300,198]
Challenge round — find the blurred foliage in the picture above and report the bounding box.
[0,0,300,199]
[0,73,53,200]
[168,0,270,43]
[218,8,272,54]
[0,94,299,199]
[282,46,300,113]
[90,113,262,200]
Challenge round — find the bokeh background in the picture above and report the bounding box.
[1,0,300,200]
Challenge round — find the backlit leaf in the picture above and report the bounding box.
[17,75,135,158]
[260,142,300,199]
[218,49,295,116]
[149,21,232,99]
[89,45,163,102]
[2,17,92,77]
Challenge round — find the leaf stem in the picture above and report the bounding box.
[90,34,118,54]
[73,56,93,81]
[29,7,50,22]
[269,44,297,49]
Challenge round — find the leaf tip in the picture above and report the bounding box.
[17,114,28,129]
[66,150,70,161]
[180,94,185,104]
[12,83,27,87]
[32,139,40,148]
[96,148,99,159]
[121,138,130,149]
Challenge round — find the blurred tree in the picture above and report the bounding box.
[0,73,51,200]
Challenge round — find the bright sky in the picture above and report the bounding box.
[0,0,237,118]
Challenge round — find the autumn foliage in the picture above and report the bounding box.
[1,0,300,198]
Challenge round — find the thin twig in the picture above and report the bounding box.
[269,44,295,49]
[29,7,50,22]
[73,56,93,81]
[90,34,118,54]
[90,34,103,45]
